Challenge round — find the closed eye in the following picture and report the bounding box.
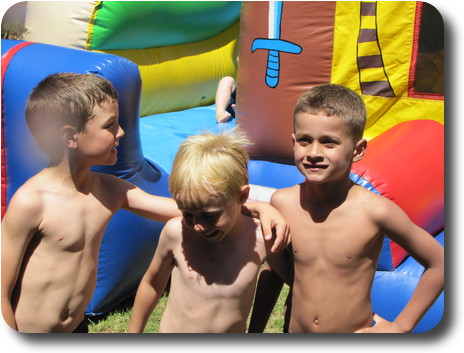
[202,212,221,223]
[182,212,193,220]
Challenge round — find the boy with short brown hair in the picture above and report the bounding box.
[263,84,444,333]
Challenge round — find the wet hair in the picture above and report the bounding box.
[25,73,118,154]
[169,128,252,208]
[294,84,366,141]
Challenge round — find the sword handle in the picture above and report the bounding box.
[266,50,280,88]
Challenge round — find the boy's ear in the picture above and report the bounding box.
[292,133,296,148]
[353,138,367,162]
[239,185,251,204]
[61,125,78,149]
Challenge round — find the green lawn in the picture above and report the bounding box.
[88,283,290,333]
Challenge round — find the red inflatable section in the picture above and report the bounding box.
[1,41,34,219]
[351,120,444,267]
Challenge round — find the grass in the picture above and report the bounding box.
[88,283,290,333]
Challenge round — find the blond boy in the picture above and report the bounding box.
[1,73,288,333]
[263,84,444,333]
[128,129,273,333]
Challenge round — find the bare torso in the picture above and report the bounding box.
[159,216,267,333]
[273,183,384,333]
[11,171,121,332]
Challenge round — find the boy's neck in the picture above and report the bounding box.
[47,155,93,193]
[302,176,354,209]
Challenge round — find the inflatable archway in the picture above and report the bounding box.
[2,1,240,115]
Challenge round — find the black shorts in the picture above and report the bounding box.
[72,317,89,333]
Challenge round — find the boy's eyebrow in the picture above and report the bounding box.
[295,132,341,140]
[102,114,118,125]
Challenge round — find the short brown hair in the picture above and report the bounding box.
[25,73,118,155]
[294,84,366,141]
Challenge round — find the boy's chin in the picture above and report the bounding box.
[302,174,326,184]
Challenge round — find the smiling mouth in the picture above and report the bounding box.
[304,164,328,170]
[203,230,219,238]
[201,230,221,241]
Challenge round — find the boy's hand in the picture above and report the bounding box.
[216,111,232,123]
[263,215,291,253]
[242,202,290,252]
[355,314,406,333]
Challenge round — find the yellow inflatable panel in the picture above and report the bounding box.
[104,22,239,116]
[332,1,444,140]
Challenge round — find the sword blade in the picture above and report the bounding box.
[268,1,283,39]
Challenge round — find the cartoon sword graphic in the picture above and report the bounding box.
[252,1,302,88]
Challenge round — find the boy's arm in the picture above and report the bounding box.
[357,199,444,333]
[264,189,293,284]
[241,201,290,253]
[115,176,290,251]
[248,190,293,333]
[248,262,284,333]
[128,221,176,333]
[115,177,181,223]
[1,189,42,330]
[266,246,294,286]
[215,76,235,123]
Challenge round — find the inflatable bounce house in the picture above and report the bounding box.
[1,1,443,332]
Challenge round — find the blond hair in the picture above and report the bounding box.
[169,128,252,208]
[294,84,366,141]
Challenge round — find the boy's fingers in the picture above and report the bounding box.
[270,225,289,253]
[261,224,279,252]
[261,221,272,240]
[270,237,281,253]
[261,221,290,253]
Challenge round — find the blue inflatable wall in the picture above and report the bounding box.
[1,40,171,315]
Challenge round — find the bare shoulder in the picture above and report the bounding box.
[249,216,264,242]
[6,174,47,214]
[9,170,56,210]
[91,172,135,203]
[160,217,184,243]
[351,184,402,222]
[2,175,49,232]
[92,171,128,190]
[241,215,269,258]
[270,184,300,208]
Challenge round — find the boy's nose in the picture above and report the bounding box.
[307,142,322,158]
[117,125,125,139]
[193,222,207,233]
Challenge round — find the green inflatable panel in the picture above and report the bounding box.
[88,1,242,50]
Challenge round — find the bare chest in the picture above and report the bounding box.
[172,242,264,298]
[37,193,114,253]
[288,207,382,269]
